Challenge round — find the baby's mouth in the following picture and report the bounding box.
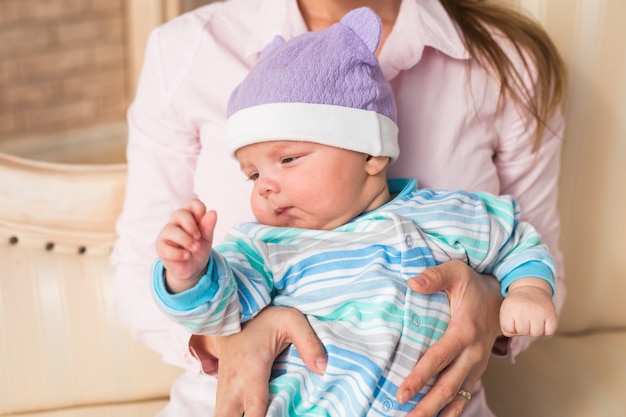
[275,206,292,216]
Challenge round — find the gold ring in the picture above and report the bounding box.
[457,389,472,401]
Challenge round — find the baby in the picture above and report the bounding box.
[153,7,556,416]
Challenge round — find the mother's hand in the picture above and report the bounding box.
[398,260,503,417]
[211,306,327,417]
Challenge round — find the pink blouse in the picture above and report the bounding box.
[112,0,564,382]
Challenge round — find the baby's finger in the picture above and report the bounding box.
[199,210,218,243]
[156,240,193,261]
[159,223,200,252]
[170,208,202,240]
[187,199,207,223]
[545,315,558,336]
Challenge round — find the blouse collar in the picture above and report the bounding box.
[248,0,470,78]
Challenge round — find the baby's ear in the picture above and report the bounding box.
[365,155,390,176]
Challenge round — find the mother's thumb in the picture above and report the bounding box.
[289,317,327,375]
[408,259,466,294]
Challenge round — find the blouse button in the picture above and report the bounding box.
[405,234,414,248]
[411,314,421,327]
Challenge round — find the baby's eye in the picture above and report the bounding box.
[280,155,299,164]
[247,172,259,181]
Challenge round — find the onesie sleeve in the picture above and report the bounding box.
[152,228,277,336]
[414,189,556,296]
[152,253,242,336]
[473,191,556,296]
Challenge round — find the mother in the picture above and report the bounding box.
[112,0,566,416]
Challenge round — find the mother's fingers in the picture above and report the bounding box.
[414,341,487,417]
[397,330,462,404]
[400,329,487,417]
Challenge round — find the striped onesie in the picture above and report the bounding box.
[153,178,555,416]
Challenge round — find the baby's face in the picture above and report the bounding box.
[236,140,375,230]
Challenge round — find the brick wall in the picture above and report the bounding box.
[0,0,128,142]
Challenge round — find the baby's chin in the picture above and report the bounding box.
[255,209,346,230]
[279,219,344,231]
[257,216,329,230]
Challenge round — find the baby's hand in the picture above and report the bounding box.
[155,199,218,293]
[500,278,557,338]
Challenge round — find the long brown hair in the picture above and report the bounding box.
[439,0,567,151]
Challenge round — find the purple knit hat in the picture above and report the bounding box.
[226,7,399,161]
